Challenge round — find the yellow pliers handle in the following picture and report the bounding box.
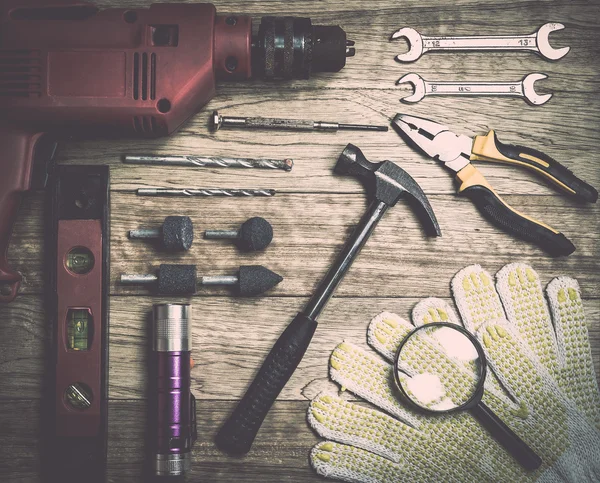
[471,131,597,203]
[456,164,575,257]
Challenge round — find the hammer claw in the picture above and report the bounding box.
[337,143,441,237]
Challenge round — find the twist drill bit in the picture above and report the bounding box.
[137,188,276,197]
[124,155,293,171]
[212,111,388,133]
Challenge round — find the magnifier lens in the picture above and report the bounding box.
[396,324,484,411]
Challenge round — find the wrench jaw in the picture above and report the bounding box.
[396,73,426,103]
[536,22,570,61]
[390,27,424,62]
[522,73,552,106]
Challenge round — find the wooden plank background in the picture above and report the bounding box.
[1,0,599,481]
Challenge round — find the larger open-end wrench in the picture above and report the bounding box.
[391,23,570,62]
[397,73,552,106]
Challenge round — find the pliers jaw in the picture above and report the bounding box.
[392,114,473,171]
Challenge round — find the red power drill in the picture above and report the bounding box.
[0,0,355,302]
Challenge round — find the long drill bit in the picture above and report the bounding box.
[212,111,389,133]
[124,155,293,171]
[137,188,276,197]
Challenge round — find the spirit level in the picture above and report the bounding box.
[44,166,110,482]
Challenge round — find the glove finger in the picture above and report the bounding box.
[308,393,420,464]
[412,297,462,327]
[330,342,420,427]
[475,319,569,465]
[310,441,410,483]
[344,328,479,412]
[451,265,506,334]
[367,312,414,362]
[369,307,507,401]
[310,439,499,483]
[495,263,559,378]
[546,277,600,428]
[308,394,524,483]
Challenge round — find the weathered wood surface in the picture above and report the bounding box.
[1,0,599,482]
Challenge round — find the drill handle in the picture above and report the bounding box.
[0,126,55,303]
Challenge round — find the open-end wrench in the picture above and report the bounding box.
[391,23,570,62]
[396,73,552,106]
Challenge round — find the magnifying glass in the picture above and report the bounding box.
[393,322,542,471]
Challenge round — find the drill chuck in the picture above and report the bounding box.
[253,17,354,80]
[152,304,196,477]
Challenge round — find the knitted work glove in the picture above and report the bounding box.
[307,264,600,483]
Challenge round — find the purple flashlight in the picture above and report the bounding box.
[152,304,197,477]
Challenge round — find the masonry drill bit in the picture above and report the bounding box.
[137,188,276,197]
[124,155,293,171]
[212,111,388,133]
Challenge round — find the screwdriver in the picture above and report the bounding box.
[212,111,389,133]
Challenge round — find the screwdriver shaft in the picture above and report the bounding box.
[137,188,276,197]
[124,155,293,171]
[212,111,388,133]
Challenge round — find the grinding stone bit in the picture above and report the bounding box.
[120,264,282,296]
[128,216,194,252]
[204,217,274,252]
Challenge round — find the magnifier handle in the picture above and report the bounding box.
[471,402,542,470]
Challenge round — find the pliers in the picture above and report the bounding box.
[393,113,598,256]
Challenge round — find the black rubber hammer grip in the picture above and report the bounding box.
[215,313,317,455]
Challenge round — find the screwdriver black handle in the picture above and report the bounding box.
[457,166,575,256]
[215,313,317,455]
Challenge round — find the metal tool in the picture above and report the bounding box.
[129,216,194,252]
[212,111,388,133]
[391,23,570,62]
[124,155,293,171]
[44,166,110,483]
[397,73,552,105]
[137,188,275,197]
[393,113,598,256]
[152,304,197,477]
[205,217,273,252]
[215,144,440,456]
[120,264,283,296]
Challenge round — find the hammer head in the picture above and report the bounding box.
[335,144,441,236]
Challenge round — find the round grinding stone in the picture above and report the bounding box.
[162,216,194,251]
[158,264,197,295]
[238,265,283,296]
[238,217,273,252]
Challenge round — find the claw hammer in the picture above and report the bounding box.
[215,144,441,455]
